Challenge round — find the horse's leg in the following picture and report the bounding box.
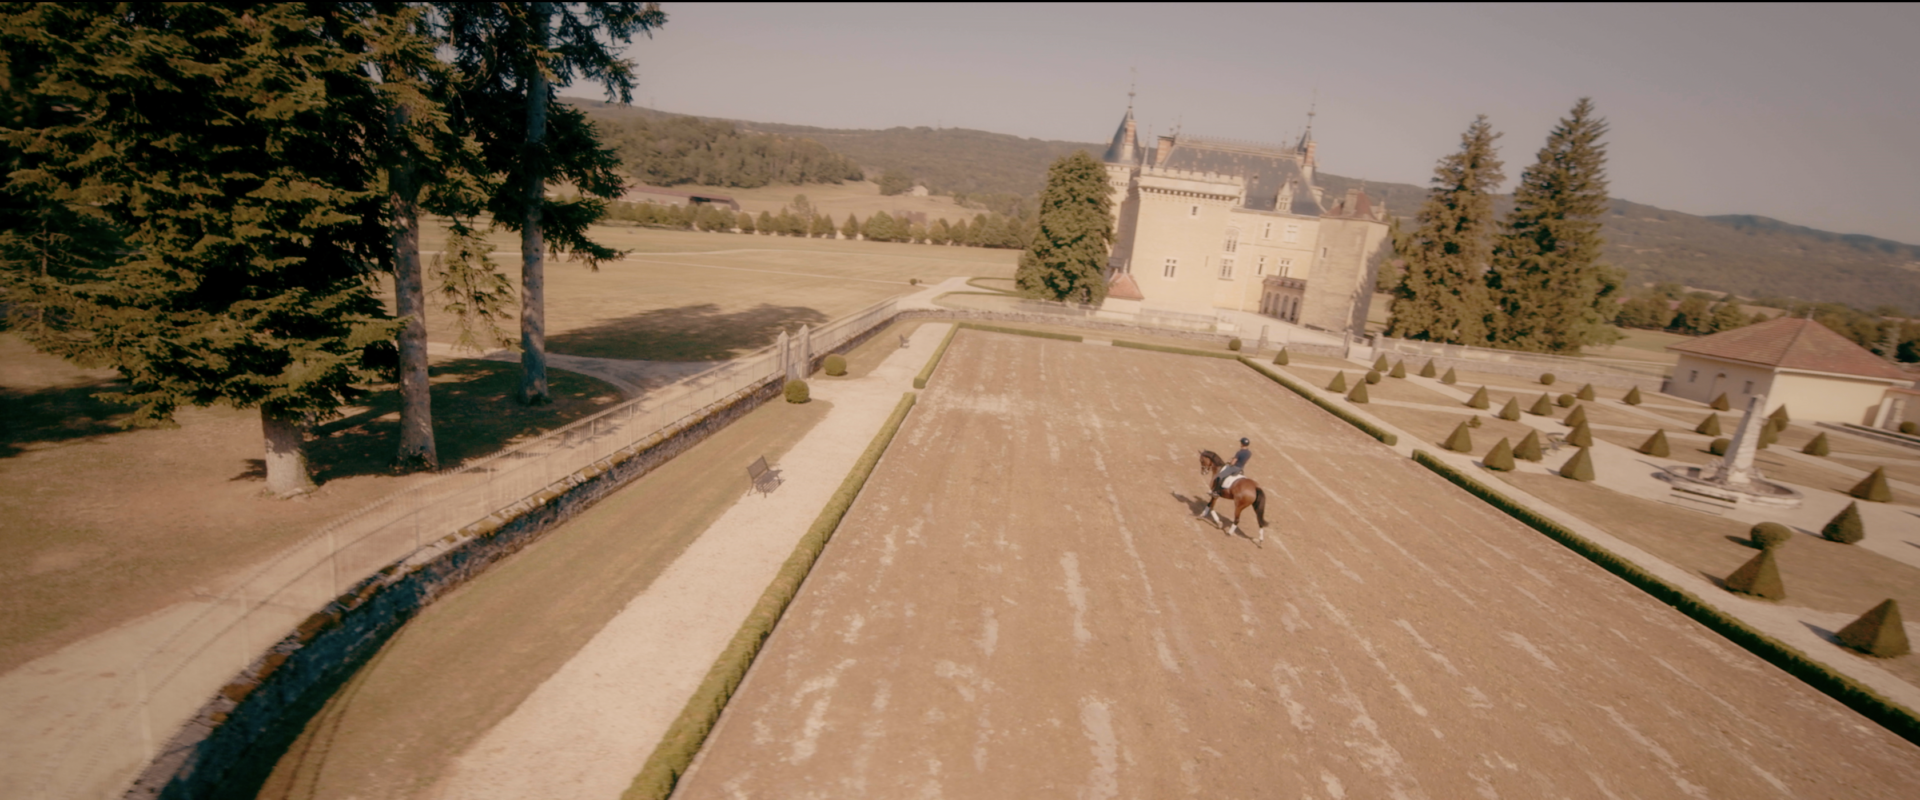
[1253,487,1268,544]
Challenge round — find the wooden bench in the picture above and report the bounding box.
[747,456,783,496]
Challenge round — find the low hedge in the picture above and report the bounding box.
[1240,358,1397,446]
[625,393,920,799]
[958,321,1083,342]
[912,324,960,389]
[1410,450,1920,748]
[1114,339,1238,359]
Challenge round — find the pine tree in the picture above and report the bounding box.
[842,212,861,240]
[1388,115,1503,344]
[929,218,951,245]
[866,211,899,243]
[1015,152,1114,303]
[1486,98,1614,354]
[758,210,775,235]
[811,213,834,238]
[737,210,756,234]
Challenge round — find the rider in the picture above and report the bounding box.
[1213,437,1253,496]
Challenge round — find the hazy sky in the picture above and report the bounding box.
[575,3,1920,244]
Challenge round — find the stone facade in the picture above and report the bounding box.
[1097,105,1389,337]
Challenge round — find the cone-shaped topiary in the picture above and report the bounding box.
[1373,355,1390,372]
[1696,413,1722,436]
[1802,432,1831,456]
[1347,381,1370,403]
[1445,421,1473,452]
[1724,549,1785,600]
[1390,360,1407,378]
[1768,405,1790,426]
[1639,429,1670,457]
[1837,600,1910,658]
[1441,367,1458,385]
[1274,348,1290,365]
[1850,467,1892,502]
[1564,405,1588,427]
[1540,372,1557,385]
[1529,393,1554,416]
[823,354,848,376]
[1711,392,1730,411]
[1904,421,1918,436]
[1484,438,1516,471]
[1228,337,1242,351]
[784,379,811,404]
[1515,430,1544,461]
[1498,397,1522,421]
[1328,371,1347,392]
[1467,415,1483,428]
[1758,422,1778,449]
[1749,522,1793,551]
[1365,370,1382,385]
[1420,360,1437,378]
[1709,437,1731,456]
[1577,383,1596,401]
[1557,393,1576,407]
[1466,386,1490,409]
[1560,446,1596,481]
[1624,385,1643,405]
[1566,421,1594,447]
[1823,501,1865,543]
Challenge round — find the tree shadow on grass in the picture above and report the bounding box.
[0,379,136,459]
[545,302,830,361]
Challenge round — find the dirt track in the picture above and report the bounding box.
[674,331,1920,798]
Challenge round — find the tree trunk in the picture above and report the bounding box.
[262,407,316,497]
[517,1,553,406]
[388,103,438,469]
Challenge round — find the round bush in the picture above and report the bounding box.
[1228,338,1242,352]
[1903,421,1918,436]
[1540,373,1556,386]
[823,354,848,376]
[1365,370,1382,385]
[909,277,920,286]
[1750,522,1793,551]
[784,379,810,404]
[1709,437,1731,456]
[1557,393,1575,407]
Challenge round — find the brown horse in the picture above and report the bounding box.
[1198,450,1269,543]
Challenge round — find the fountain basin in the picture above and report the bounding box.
[1658,465,1804,509]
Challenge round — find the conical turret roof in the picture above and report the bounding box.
[1102,107,1138,165]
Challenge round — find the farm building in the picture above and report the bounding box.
[1665,317,1911,423]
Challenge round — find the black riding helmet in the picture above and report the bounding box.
[1240,437,1250,446]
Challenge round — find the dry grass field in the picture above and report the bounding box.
[638,180,987,227]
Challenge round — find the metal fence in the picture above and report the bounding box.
[37,298,901,800]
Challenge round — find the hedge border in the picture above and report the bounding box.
[1113,339,1238,359]
[624,392,919,800]
[1410,449,1920,747]
[1238,357,1398,446]
[957,321,1084,342]
[912,325,960,389]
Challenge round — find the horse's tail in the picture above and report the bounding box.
[1253,486,1268,529]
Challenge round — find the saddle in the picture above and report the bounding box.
[1216,473,1245,493]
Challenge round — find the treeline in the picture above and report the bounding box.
[604,199,1028,249]
[601,114,863,188]
[1614,283,1920,360]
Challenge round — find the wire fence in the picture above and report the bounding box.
[38,298,901,800]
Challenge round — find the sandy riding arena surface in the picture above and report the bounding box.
[676,331,1920,799]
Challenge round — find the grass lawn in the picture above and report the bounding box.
[0,335,622,672]
[1584,326,1690,363]
[257,395,833,800]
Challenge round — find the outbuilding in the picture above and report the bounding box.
[1665,317,1911,424]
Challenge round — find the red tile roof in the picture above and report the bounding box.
[1107,272,1145,301]
[1666,317,1908,380]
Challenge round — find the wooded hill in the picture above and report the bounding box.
[567,99,1920,313]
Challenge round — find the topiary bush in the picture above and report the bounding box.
[1498,397,1522,421]
[1803,432,1831,456]
[1623,385,1643,405]
[1374,355,1390,372]
[1904,421,1918,436]
[1640,429,1670,457]
[1837,600,1910,658]
[823,354,848,376]
[1529,393,1554,416]
[1467,415,1483,428]
[1347,381,1370,403]
[1709,437,1731,456]
[1441,367,1458,385]
[1758,422,1779,449]
[1557,393,1576,407]
[1725,549,1785,600]
[1566,421,1593,448]
[1466,386,1490,409]
[1823,501,1865,543]
[1365,370,1382,385]
[1540,372,1556,386]
[1484,438,1516,471]
[1327,371,1347,392]
[1420,360,1437,378]
[1564,405,1588,428]
[1389,360,1406,379]
[1696,413,1722,436]
[1768,405,1791,426]
[1228,337,1242,351]
[1445,420,1473,452]
[1851,467,1892,502]
[1515,430,1544,461]
[784,379,810,404]
[1750,522,1793,551]
[1711,392,1730,411]
[1576,383,1595,401]
[1560,447,1595,481]
[1274,348,1290,365]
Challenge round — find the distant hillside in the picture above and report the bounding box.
[568,99,1920,312]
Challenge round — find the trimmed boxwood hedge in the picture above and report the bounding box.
[1240,358,1397,446]
[913,324,961,389]
[626,393,920,800]
[959,322,1083,342]
[1409,450,1920,748]
[1113,339,1237,359]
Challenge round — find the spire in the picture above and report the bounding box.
[1102,102,1138,165]
[1297,91,1317,151]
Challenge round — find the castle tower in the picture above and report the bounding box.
[1102,96,1143,272]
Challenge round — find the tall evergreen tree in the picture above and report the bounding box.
[866,211,898,242]
[841,212,861,240]
[736,209,755,234]
[1387,115,1503,344]
[1486,98,1615,353]
[928,218,951,245]
[810,212,834,238]
[1015,151,1113,303]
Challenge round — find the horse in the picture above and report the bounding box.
[1198,450,1269,543]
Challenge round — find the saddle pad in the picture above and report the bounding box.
[1220,474,1245,492]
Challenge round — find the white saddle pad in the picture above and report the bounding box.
[1220,474,1246,492]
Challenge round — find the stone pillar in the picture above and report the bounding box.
[777,330,792,382]
[1714,394,1767,487]
[797,324,813,376]
[1257,325,1269,352]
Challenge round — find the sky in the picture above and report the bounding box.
[572,3,1920,244]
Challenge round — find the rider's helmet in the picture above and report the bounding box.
[1240,437,1251,446]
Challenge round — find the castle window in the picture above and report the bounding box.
[1190,205,1200,217]
[1257,256,1267,275]
[1219,258,1234,280]
[1284,224,1300,243]
[1743,380,1754,394]
[1262,222,1273,239]
[1321,246,1329,258]
[1163,258,1178,279]
[1224,230,1239,253]
[1689,370,1698,383]
[1278,257,1294,276]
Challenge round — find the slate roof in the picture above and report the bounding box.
[1667,317,1908,380]
[1157,138,1322,215]
[1107,271,1145,301]
[1102,109,1137,164]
